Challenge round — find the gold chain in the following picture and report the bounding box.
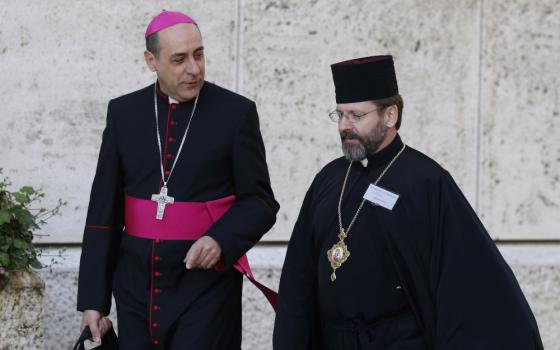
[337,144,406,235]
[328,144,406,282]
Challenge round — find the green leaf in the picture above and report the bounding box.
[12,255,28,270]
[19,186,35,195]
[0,252,9,266]
[0,179,66,271]
[0,210,10,225]
[29,257,42,269]
[13,209,35,226]
[12,239,30,250]
[13,193,30,205]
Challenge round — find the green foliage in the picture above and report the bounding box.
[0,170,66,279]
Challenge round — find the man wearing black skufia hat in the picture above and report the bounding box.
[273,55,543,349]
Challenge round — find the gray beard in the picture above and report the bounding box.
[340,122,388,162]
[341,141,367,161]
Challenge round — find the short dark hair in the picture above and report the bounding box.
[146,33,159,57]
[373,94,404,129]
[145,25,202,58]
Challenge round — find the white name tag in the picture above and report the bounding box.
[363,184,399,210]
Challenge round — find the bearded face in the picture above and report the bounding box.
[340,117,388,161]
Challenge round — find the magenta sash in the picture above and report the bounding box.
[124,194,277,310]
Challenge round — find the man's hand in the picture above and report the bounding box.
[80,310,112,342]
[184,236,222,269]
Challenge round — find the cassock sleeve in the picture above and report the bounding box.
[273,185,321,350]
[206,102,279,267]
[432,172,543,349]
[77,100,124,314]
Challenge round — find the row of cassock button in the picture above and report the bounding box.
[152,239,163,346]
[163,104,179,178]
[153,102,179,346]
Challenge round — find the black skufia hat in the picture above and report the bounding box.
[331,55,398,103]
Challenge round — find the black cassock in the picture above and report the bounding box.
[274,135,542,350]
[77,82,279,349]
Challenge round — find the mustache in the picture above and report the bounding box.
[340,131,361,141]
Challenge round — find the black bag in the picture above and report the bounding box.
[73,326,119,350]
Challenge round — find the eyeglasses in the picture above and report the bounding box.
[328,108,379,123]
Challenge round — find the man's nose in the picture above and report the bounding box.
[185,57,200,76]
[338,116,353,132]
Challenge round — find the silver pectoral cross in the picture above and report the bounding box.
[151,185,175,220]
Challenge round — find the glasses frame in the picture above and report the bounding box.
[328,108,380,123]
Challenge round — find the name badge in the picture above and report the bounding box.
[363,184,399,210]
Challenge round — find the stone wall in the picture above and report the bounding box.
[0,1,558,242]
[0,270,44,350]
[0,1,558,349]
[36,245,560,349]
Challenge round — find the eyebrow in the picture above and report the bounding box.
[169,46,204,60]
[336,109,363,114]
[170,53,186,60]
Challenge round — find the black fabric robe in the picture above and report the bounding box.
[274,135,542,350]
[77,82,279,349]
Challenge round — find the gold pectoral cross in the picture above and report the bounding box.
[326,228,351,282]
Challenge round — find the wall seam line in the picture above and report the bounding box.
[476,0,485,214]
[235,0,244,93]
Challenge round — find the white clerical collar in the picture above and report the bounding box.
[169,96,180,104]
[360,158,368,168]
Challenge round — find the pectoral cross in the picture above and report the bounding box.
[151,186,174,220]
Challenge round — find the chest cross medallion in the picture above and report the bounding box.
[151,186,174,220]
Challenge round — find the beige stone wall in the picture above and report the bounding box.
[0,1,558,242]
[0,1,238,242]
[0,270,44,350]
[36,246,560,349]
[1,1,559,347]
[479,0,560,239]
